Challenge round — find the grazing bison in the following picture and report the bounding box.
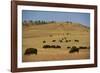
[67,46,71,49]
[24,48,37,55]
[65,40,68,42]
[51,45,56,48]
[79,46,87,49]
[69,46,79,53]
[59,40,63,42]
[74,40,79,42]
[43,45,50,48]
[43,40,46,43]
[69,40,71,42]
[43,45,61,49]
[50,45,61,48]
[52,40,56,42]
[56,45,61,48]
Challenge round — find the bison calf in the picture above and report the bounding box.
[24,48,37,55]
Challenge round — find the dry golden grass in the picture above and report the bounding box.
[22,23,90,62]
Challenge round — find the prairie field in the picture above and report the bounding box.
[22,22,90,62]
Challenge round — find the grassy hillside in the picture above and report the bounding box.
[22,22,90,62]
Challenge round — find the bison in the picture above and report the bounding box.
[43,45,61,49]
[79,46,87,49]
[67,46,71,49]
[43,40,46,43]
[43,45,50,48]
[50,45,61,48]
[74,40,79,42]
[52,40,56,42]
[69,46,79,53]
[59,40,63,42]
[69,40,71,42]
[24,48,37,55]
[56,45,61,48]
[51,45,56,48]
[65,40,68,42]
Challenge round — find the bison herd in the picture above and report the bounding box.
[43,45,61,48]
[24,37,89,55]
[24,46,89,55]
[43,39,78,43]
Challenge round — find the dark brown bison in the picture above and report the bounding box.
[65,40,68,42]
[79,46,87,49]
[59,40,63,42]
[52,40,56,42]
[52,45,61,48]
[56,45,61,48]
[69,46,79,53]
[74,40,79,42]
[43,45,50,48]
[67,46,71,49]
[43,40,46,43]
[24,48,37,55]
[43,45,61,49]
[51,45,56,48]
